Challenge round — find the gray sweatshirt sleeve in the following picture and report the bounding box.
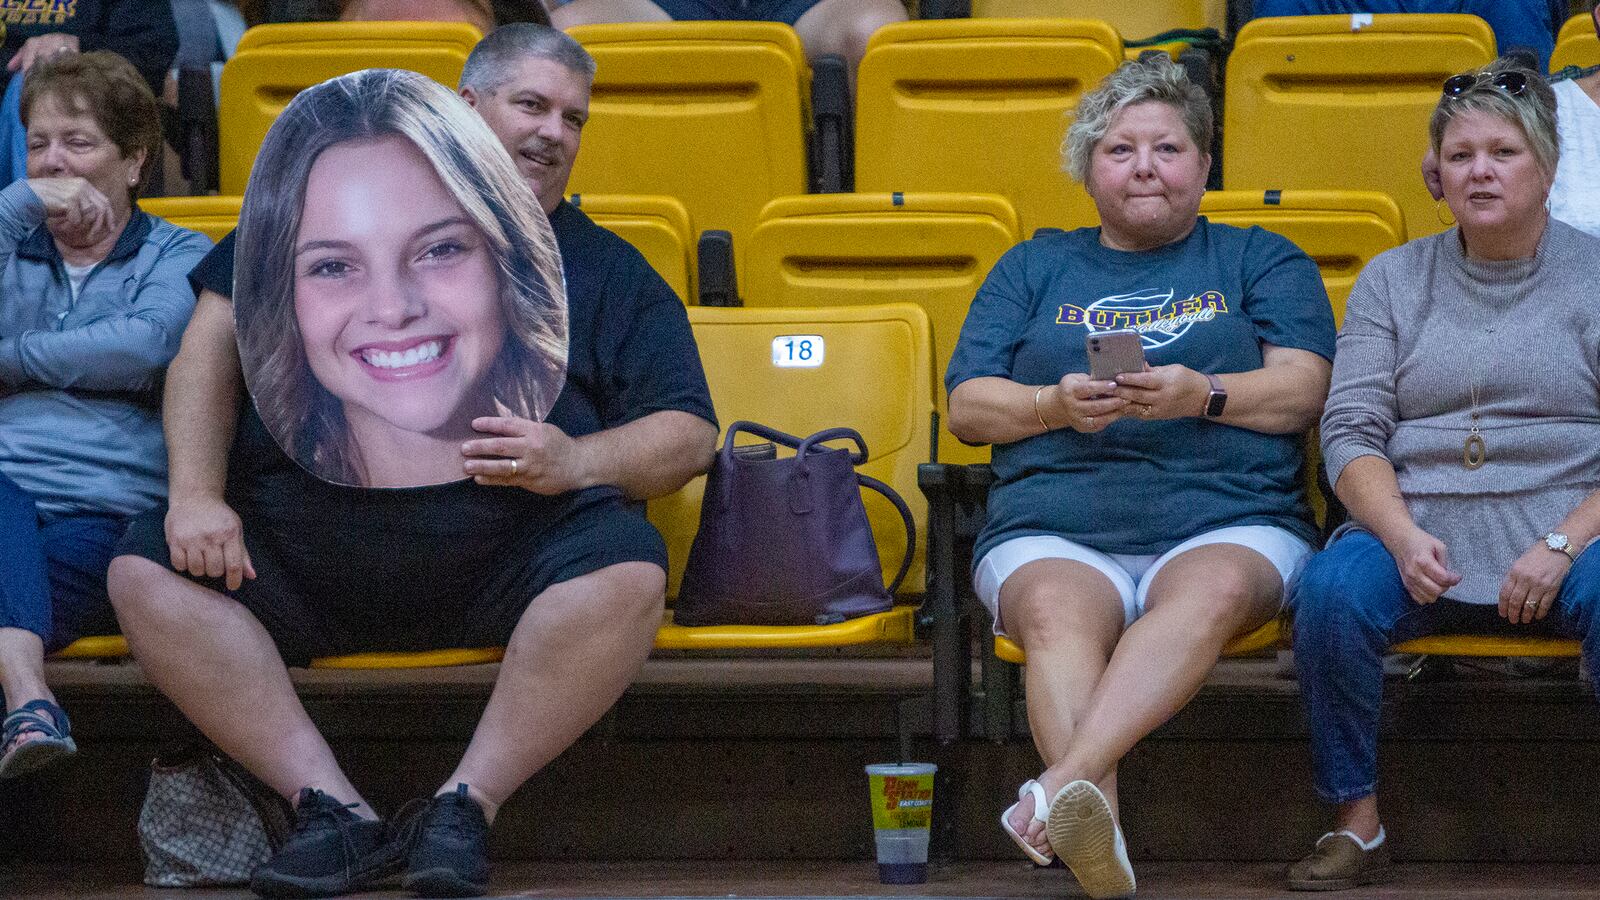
[0,227,212,392]
[1320,251,1400,489]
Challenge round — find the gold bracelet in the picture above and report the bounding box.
[1034,385,1055,432]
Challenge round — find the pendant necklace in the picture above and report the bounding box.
[1463,382,1486,470]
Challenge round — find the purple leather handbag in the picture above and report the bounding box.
[673,421,916,627]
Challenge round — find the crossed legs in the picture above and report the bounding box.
[1002,543,1283,859]
[107,555,664,820]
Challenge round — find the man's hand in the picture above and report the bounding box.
[165,495,255,590]
[27,177,114,247]
[9,33,78,74]
[1499,543,1572,625]
[1383,526,1460,605]
[462,416,591,495]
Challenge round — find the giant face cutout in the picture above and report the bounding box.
[234,70,568,488]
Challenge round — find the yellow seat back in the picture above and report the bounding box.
[1198,189,1405,326]
[566,22,811,256]
[140,195,243,243]
[970,0,1225,36]
[856,19,1123,237]
[569,193,696,303]
[218,22,482,194]
[742,192,1020,465]
[648,304,935,599]
[1223,14,1495,241]
[1553,13,1599,72]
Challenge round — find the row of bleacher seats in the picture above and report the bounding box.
[197,14,1600,258]
[81,12,1592,705]
[58,300,935,666]
[142,187,1403,465]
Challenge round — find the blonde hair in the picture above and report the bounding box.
[1429,59,1559,181]
[234,68,567,486]
[1063,55,1212,184]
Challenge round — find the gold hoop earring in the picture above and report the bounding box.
[1436,199,1456,227]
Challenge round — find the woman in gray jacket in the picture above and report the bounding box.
[1288,59,1600,890]
[0,51,210,779]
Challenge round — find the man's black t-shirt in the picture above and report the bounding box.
[187,203,715,596]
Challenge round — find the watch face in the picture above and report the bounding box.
[1547,533,1568,551]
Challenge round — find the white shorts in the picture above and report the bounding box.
[974,525,1314,637]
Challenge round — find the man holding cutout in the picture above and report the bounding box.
[108,25,715,899]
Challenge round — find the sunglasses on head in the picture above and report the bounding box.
[1442,70,1529,99]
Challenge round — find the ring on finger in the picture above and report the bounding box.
[509,459,519,476]
[1086,416,1095,430]
[1140,404,1152,417]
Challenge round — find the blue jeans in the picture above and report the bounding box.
[1291,529,1600,803]
[0,472,125,657]
[1252,0,1562,72]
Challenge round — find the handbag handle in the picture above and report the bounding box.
[857,471,917,597]
[722,420,868,466]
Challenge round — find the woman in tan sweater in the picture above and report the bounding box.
[1288,59,1600,891]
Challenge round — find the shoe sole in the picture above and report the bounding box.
[0,737,76,780]
[251,852,404,898]
[1287,865,1393,892]
[1046,780,1136,900]
[403,866,489,898]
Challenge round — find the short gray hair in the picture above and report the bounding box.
[1063,56,1212,184]
[460,22,596,93]
[1429,59,1558,181]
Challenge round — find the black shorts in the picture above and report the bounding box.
[114,495,666,666]
[651,0,823,25]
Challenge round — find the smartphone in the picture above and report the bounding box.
[1086,329,1147,381]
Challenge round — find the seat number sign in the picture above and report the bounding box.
[772,335,824,367]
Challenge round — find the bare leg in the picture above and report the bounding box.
[441,561,664,821]
[997,560,1123,858]
[106,556,374,817]
[793,0,906,83]
[1033,544,1282,801]
[549,0,670,27]
[1334,795,1383,843]
[0,628,55,756]
[0,628,51,712]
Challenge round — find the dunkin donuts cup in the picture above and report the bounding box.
[864,762,936,884]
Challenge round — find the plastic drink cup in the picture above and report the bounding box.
[864,762,936,884]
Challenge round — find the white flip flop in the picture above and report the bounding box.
[1000,779,1054,865]
[1046,779,1136,899]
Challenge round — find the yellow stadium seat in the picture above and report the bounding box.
[1198,190,1406,326]
[971,0,1225,39]
[140,195,242,243]
[1553,12,1599,72]
[741,192,1021,465]
[1223,14,1496,241]
[568,193,695,303]
[218,21,483,194]
[996,617,1284,664]
[648,304,935,647]
[565,22,811,258]
[855,19,1124,238]
[1391,636,1581,657]
[50,635,506,668]
[53,636,130,659]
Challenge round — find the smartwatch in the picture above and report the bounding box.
[1203,373,1227,418]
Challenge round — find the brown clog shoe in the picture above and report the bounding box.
[1286,830,1392,891]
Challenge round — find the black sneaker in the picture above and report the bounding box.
[395,783,491,897]
[250,788,399,898]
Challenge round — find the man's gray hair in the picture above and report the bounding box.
[460,22,597,93]
[1062,55,1212,184]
